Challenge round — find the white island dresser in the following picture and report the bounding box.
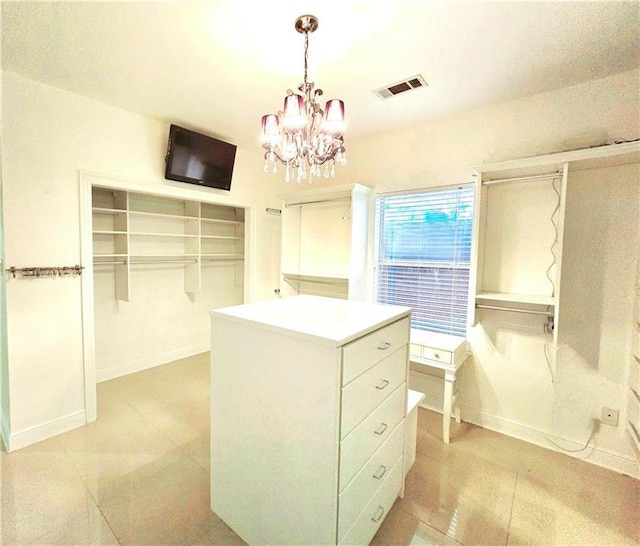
[210,295,411,545]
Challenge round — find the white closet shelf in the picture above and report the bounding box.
[201,253,244,260]
[282,271,350,281]
[201,217,243,226]
[92,207,126,215]
[92,186,246,301]
[475,292,555,306]
[93,230,127,235]
[128,210,200,221]
[200,235,243,240]
[129,232,199,238]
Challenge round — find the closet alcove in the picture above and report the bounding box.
[79,171,255,422]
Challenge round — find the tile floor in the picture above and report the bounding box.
[1,353,638,545]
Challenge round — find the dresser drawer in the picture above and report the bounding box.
[342,318,410,385]
[339,384,405,490]
[341,349,407,439]
[337,422,404,542]
[339,456,403,546]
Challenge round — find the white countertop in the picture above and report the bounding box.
[211,295,411,347]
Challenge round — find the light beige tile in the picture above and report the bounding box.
[1,457,95,544]
[0,435,68,475]
[57,398,149,455]
[139,399,209,447]
[99,456,219,545]
[190,520,248,546]
[372,502,461,546]
[508,471,640,545]
[182,431,211,471]
[397,451,515,545]
[3,354,637,546]
[69,422,184,500]
[29,501,119,545]
[417,407,443,434]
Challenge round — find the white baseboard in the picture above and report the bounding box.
[462,407,639,480]
[96,343,209,383]
[6,410,86,452]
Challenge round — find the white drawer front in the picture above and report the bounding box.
[342,318,410,386]
[339,457,403,546]
[341,349,407,439]
[339,384,405,490]
[337,422,404,542]
[420,346,452,364]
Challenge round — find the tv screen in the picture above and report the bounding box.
[164,124,236,191]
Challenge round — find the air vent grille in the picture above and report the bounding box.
[373,74,428,99]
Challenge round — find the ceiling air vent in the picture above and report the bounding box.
[373,74,428,100]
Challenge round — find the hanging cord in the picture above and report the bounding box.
[543,332,555,384]
[544,418,599,454]
[545,176,561,297]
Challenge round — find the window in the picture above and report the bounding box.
[374,186,475,337]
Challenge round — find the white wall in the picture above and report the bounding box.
[1,70,283,449]
[0,12,10,448]
[345,69,640,476]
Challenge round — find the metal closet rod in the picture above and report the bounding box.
[482,172,562,186]
[285,196,351,208]
[94,259,198,265]
[475,304,553,316]
[283,275,348,286]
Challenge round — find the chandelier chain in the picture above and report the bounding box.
[303,30,309,87]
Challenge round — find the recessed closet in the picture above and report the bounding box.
[79,171,254,421]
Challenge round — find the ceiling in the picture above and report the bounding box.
[3,1,639,149]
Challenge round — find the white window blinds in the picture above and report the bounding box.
[374,186,475,336]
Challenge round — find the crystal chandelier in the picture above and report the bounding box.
[260,14,347,183]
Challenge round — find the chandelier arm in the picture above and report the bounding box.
[308,141,345,165]
[264,147,295,165]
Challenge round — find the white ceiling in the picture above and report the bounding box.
[3,1,639,149]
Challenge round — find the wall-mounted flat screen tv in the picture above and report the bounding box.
[164,124,237,191]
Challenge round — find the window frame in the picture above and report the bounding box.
[372,183,475,337]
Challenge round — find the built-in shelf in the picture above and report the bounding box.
[91,187,245,301]
[280,183,372,301]
[470,141,640,345]
[476,292,555,306]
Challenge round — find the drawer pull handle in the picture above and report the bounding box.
[374,422,388,435]
[434,352,440,359]
[371,506,385,523]
[377,342,392,351]
[373,465,387,480]
[375,379,390,390]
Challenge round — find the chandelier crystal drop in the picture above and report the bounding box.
[260,14,346,183]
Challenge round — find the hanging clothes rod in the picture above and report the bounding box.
[476,304,553,316]
[285,196,351,208]
[6,265,84,278]
[283,275,348,286]
[93,259,198,265]
[482,172,562,186]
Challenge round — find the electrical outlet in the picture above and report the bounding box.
[601,407,619,427]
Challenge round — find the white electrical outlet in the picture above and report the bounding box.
[601,407,619,427]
